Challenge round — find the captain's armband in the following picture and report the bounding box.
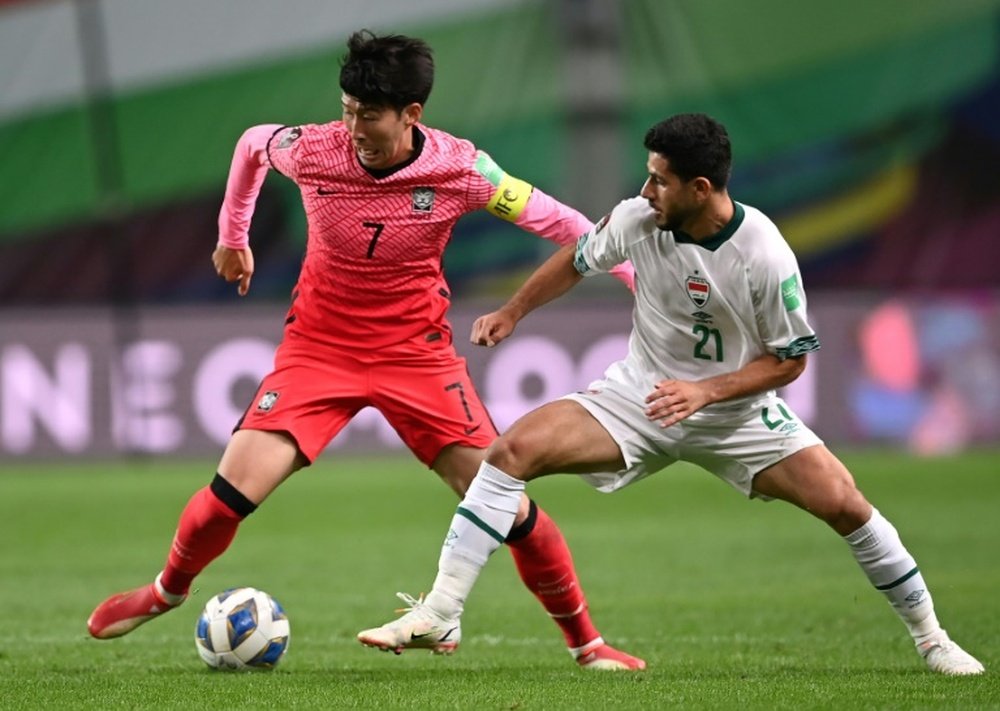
[486,174,533,222]
[475,151,533,222]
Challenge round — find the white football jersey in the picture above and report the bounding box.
[575,196,819,413]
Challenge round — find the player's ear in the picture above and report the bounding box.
[691,176,714,202]
[402,102,423,127]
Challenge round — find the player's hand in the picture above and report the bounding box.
[644,379,710,427]
[212,244,254,296]
[471,308,517,347]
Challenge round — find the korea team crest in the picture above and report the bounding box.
[412,186,435,213]
[686,276,711,307]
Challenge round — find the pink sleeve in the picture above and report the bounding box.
[515,188,636,292]
[513,186,591,246]
[217,124,283,249]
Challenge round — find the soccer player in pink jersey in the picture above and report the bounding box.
[87,30,643,671]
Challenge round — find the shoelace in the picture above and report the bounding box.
[393,591,426,614]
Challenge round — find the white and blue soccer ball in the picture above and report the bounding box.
[195,587,290,670]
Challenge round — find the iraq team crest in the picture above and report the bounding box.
[686,276,711,307]
[412,186,435,213]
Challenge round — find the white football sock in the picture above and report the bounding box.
[425,462,524,619]
[844,508,941,642]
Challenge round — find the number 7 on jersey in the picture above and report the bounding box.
[362,221,385,259]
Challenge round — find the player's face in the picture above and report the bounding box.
[341,94,422,170]
[640,153,700,232]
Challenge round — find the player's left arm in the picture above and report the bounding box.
[645,354,807,428]
[475,152,635,291]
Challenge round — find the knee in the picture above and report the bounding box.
[484,433,534,479]
[815,482,872,535]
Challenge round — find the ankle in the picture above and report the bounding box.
[153,573,187,606]
[548,602,600,649]
[569,636,605,658]
[424,590,461,620]
[906,611,942,645]
[915,628,949,650]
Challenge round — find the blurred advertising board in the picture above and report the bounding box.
[1,295,998,459]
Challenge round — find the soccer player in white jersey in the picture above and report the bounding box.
[358,113,985,676]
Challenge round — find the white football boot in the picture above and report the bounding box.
[357,592,461,655]
[918,631,985,675]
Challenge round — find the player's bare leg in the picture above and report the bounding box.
[753,446,984,675]
[88,430,304,639]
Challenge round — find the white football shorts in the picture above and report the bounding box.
[562,369,823,498]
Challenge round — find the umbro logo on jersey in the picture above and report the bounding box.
[412,186,435,213]
[686,276,711,307]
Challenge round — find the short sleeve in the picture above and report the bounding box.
[573,203,630,278]
[752,246,820,359]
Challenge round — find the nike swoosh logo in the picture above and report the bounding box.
[316,187,337,195]
[411,626,457,641]
[464,424,481,435]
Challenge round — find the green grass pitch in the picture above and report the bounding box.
[1,450,997,709]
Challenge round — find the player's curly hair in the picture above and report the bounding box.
[339,30,434,111]
[644,113,732,189]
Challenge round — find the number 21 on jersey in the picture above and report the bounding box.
[692,324,724,362]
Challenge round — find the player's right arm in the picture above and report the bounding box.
[214,124,286,295]
[472,151,635,292]
[472,198,632,347]
[471,244,582,347]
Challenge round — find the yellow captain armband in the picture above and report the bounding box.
[486,173,533,222]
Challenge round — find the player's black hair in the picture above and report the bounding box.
[339,30,434,111]
[643,113,732,189]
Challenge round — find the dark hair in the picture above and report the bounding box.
[643,113,731,189]
[339,30,434,111]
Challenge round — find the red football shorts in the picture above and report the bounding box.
[236,337,498,465]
